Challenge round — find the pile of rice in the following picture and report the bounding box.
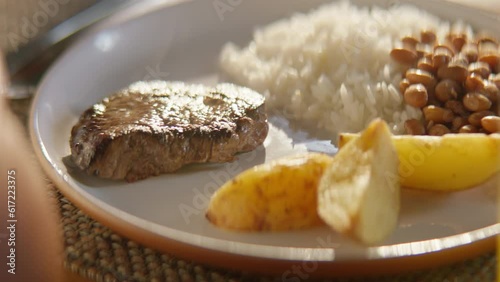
[219,1,464,139]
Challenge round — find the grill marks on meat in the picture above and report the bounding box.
[70,81,268,182]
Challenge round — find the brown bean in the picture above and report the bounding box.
[421,29,436,44]
[399,78,410,95]
[461,42,478,63]
[428,124,451,136]
[402,35,419,49]
[448,22,468,51]
[437,54,468,82]
[449,22,467,40]
[452,52,469,65]
[434,41,456,54]
[416,43,433,60]
[423,105,454,123]
[445,100,468,116]
[482,81,500,103]
[391,42,418,65]
[478,41,500,69]
[468,110,495,126]
[463,92,492,112]
[406,68,437,90]
[475,32,498,45]
[404,119,426,135]
[468,62,491,79]
[433,46,453,68]
[478,41,499,54]
[480,116,500,133]
[417,57,436,74]
[437,65,468,83]
[452,35,467,52]
[465,73,485,92]
[458,124,478,133]
[452,116,468,131]
[427,98,442,107]
[435,79,461,102]
[404,84,428,108]
[437,63,469,83]
[489,73,500,89]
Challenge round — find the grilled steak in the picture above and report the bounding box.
[70,81,268,182]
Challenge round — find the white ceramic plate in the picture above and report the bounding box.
[31,0,499,277]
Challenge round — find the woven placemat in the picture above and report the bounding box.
[8,95,498,282]
[53,184,496,282]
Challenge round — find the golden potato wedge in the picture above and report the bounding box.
[206,153,333,231]
[319,119,400,244]
[339,133,500,191]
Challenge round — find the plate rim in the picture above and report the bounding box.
[29,0,499,277]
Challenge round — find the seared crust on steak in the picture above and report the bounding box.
[70,81,268,182]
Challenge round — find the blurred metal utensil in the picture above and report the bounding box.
[6,0,138,99]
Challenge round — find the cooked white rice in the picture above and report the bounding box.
[219,1,471,140]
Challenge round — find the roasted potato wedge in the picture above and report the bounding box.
[206,153,333,231]
[319,119,400,244]
[339,133,500,191]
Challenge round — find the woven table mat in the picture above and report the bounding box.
[54,183,496,282]
[8,91,498,282]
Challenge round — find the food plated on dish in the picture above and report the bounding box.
[31,0,500,276]
[207,0,500,244]
[69,0,499,244]
[207,119,402,245]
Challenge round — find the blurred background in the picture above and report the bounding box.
[0,0,98,53]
